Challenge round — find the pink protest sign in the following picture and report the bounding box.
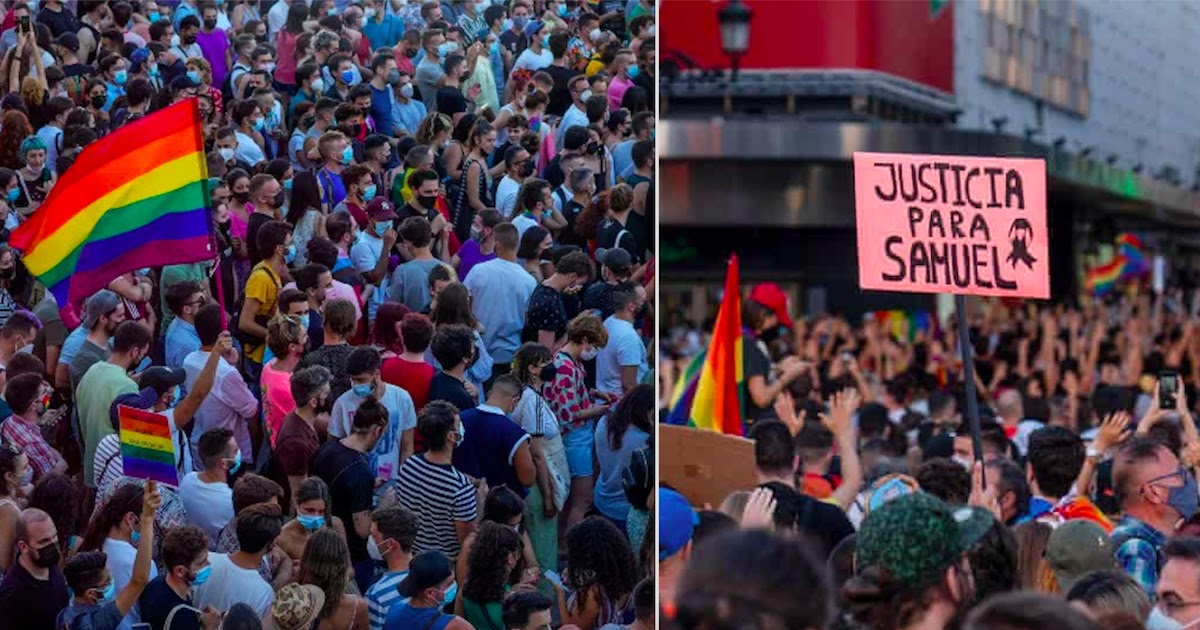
[853,152,1049,299]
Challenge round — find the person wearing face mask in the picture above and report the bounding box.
[239,220,293,385]
[453,374,536,495]
[179,428,242,543]
[59,483,163,630]
[390,68,427,137]
[362,0,403,50]
[0,373,68,483]
[330,346,417,488]
[98,55,128,113]
[1113,437,1200,595]
[0,309,37,373]
[192,502,285,619]
[351,197,399,322]
[595,282,649,398]
[232,100,268,167]
[540,312,612,536]
[383,550,471,630]
[452,208,501,282]
[74,482,160,630]
[511,19,552,79]
[415,29,450,110]
[500,1,531,57]
[245,173,285,265]
[365,505,421,630]
[326,52,358,101]
[138,525,221,630]
[276,477,349,565]
[335,164,377,229]
[1154,539,1200,630]
[0,506,68,627]
[75,321,150,492]
[313,395,392,580]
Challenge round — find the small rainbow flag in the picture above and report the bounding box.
[1117,233,1149,279]
[667,255,745,435]
[1085,258,1124,295]
[10,99,214,326]
[118,405,179,486]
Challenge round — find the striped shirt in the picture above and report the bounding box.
[366,570,408,630]
[396,454,477,559]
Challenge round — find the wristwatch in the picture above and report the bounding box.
[1086,443,1104,462]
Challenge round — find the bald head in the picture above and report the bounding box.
[997,390,1023,421]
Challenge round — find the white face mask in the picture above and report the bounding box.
[218,147,235,161]
[312,77,325,93]
[367,535,386,561]
[581,347,598,361]
[952,455,972,471]
[399,82,414,99]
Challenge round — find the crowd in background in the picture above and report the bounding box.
[0,0,656,628]
[660,286,1200,630]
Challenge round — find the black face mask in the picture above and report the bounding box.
[203,18,217,29]
[519,160,535,177]
[758,325,780,344]
[405,48,418,58]
[33,541,60,568]
[90,94,106,109]
[233,191,251,203]
[417,194,437,208]
[539,363,557,383]
[0,267,15,279]
[273,190,286,208]
[459,72,470,82]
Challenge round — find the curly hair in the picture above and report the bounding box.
[915,458,971,505]
[464,521,523,604]
[510,342,552,387]
[0,110,33,169]
[564,517,638,612]
[566,313,608,347]
[29,472,79,550]
[299,528,351,619]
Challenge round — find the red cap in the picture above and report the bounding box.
[749,282,794,329]
[366,197,397,221]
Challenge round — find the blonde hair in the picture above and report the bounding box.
[609,183,634,214]
[266,314,305,358]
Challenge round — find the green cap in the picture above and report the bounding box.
[1046,520,1114,592]
[856,492,994,584]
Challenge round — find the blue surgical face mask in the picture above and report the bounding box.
[253,117,265,131]
[192,564,212,586]
[340,69,355,85]
[228,449,242,475]
[1167,469,1200,522]
[130,528,141,545]
[113,69,128,85]
[626,65,640,79]
[342,145,355,165]
[94,581,116,603]
[489,40,500,56]
[363,184,377,201]
[352,382,373,397]
[513,15,528,29]
[542,34,550,48]
[557,4,568,17]
[374,220,390,237]
[168,386,181,409]
[6,188,18,203]
[501,18,512,31]
[442,581,458,606]
[148,12,161,22]
[437,42,458,57]
[297,514,326,530]
[284,243,297,264]
[283,178,293,190]
[148,64,160,77]
[300,313,311,330]
[187,70,201,84]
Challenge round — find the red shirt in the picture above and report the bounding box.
[382,356,436,450]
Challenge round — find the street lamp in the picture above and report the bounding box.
[718,0,752,82]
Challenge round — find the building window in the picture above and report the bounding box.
[981,0,1090,116]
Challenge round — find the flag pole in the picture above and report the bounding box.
[955,293,985,489]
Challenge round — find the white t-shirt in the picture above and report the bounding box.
[192,552,276,619]
[178,471,234,542]
[329,383,417,480]
[512,48,552,75]
[495,175,522,218]
[351,231,388,321]
[104,537,157,630]
[511,213,539,242]
[512,387,559,439]
[235,130,266,166]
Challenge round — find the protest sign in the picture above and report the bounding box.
[660,424,757,508]
[118,405,179,487]
[853,152,1049,299]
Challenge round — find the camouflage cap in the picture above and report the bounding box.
[856,492,994,584]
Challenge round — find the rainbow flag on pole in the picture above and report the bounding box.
[117,405,179,486]
[666,255,745,435]
[10,99,214,327]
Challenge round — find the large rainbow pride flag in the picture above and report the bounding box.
[117,405,179,486]
[667,255,745,435]
[10,99,214,326]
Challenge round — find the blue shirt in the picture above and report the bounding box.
[369,84,393,136]
[596,316,648,396]
[60,326,89,366]
[384,604,452,630]
[165,317,201,370]
[452,404,531,495]
[390,94,427,137]
[57,600,124,630]
[1112,515,1167,595]
[593,416,649,521]
[173,1,198,30]
[462,258,536,364]
[362,14,405,50]
[612,139,636,181]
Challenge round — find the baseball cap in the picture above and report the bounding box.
[1046,520,1114,592]
[366,197,398,221]
[595,247,632,273]
[523,19,545,38]
[856,492,994,584]
[272,584,326,630]
[108,388,162,429]
[139,367,186,395]
[659,487,698,561]
[53,32,79,52]
[81,290,122,329]
[397,550,453,598]
[748,282,794,329]
[130,47,151,67]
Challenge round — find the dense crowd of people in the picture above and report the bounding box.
[0,0,656,628]
[660,287,1200,630]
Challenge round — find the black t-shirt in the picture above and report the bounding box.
[139,575,200,630]
[427,372,476,412]
[595,216,641,264]
[245,211,273,266]
[37,6,78,36]
[743,336,773,421]
[298,343,356,401]
[522,284,567,343]
[436,86,468,116]
[558,198,587,247]
[312,439,375,562]
[0,562,69,630]
[544,64,576,117]
[760,481,854,558]
[499,29,527,57]
[583,281,616,320]
[544,155,565,189]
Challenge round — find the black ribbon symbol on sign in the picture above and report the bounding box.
[1006,218,1037,270]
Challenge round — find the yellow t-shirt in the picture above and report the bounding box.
[243,262,280,363]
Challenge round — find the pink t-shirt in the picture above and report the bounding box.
[260,359,296,446]
[607,75,634,111]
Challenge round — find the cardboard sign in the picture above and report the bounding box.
[660,424,757,508]
[853,152,1049,299]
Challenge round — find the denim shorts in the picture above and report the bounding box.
[561,420,596,478]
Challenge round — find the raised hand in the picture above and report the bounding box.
[740,487,776,530]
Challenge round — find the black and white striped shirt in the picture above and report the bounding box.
[396,453,478,559]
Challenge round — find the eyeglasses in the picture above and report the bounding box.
[1158,595,1200,615]
[1147,468,1190,488]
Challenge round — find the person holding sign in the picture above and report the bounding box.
[58,479,161,630]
